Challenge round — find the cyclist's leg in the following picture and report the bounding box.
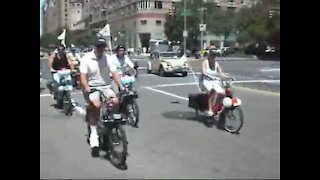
[203,80,215,115]
[52,73,60,96]
[84,91,101,148]
[212,81,225,113]
[102,88,119,109]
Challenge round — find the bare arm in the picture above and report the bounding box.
[216,62,229,79]
[67,55,75,71]
[48,54,54,70]
[201,60,212,78]
[79,59,90,92]
[126,57,136,75]
[80,73,90,92]
[108,57,123,89]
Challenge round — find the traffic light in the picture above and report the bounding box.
[269,10,274,18]
[168,7,175,16]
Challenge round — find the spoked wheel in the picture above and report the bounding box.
[63,92,73,116]
[126,100,140,128]
[220,107,244,133]
[107,124,128,167]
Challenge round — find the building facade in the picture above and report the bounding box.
[82,0,178,50]
[43,0,84,34]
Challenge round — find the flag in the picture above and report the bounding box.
[99,24,111,37]
[57,29,66,47]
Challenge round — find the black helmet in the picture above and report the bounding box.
[115,44,126,52]
[94,38,107,47]
[208,50,218,58]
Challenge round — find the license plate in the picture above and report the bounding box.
[113,114,121,119]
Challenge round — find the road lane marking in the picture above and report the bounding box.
[144,87,188,101]
[137,67,147,70]
[150,82,197,88]
[40,94,52,97]
[260,68,280,72]
[148,79,280,88]
[40,91,82,97]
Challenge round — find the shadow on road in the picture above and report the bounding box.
[162,111,219,128]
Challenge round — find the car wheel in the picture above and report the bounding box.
[159,66,166,77]
[182,72,188,77]
[147,62,152,74]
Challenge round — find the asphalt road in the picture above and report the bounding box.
[40,57,280,179]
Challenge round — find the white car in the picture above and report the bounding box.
[147,51,189,77]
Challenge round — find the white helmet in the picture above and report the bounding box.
[222,97,233,108]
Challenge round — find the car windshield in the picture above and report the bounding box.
[159,52,181,58]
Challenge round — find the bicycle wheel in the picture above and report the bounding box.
[107,124,128,167]
[63,92,73,116]
[221,107,244,133]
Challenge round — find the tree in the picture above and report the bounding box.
[40,33,59,47]
[164,1,237,49]
[234,0,280,46]
[205,2,235,43]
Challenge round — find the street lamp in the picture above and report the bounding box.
[183,0,187,56]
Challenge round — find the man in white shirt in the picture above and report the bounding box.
[79,38,123,157]
[111,45,137,75]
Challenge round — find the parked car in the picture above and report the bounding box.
[147,51,189,77]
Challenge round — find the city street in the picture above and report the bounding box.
[40,57,280,179]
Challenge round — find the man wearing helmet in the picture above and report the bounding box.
[110,45,137,77]
[67,47,81,68]
[79,38,123,157]
[200,50,230,116]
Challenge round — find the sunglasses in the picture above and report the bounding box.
[96,45,106,49]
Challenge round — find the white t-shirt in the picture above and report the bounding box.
[110,54,134,74]
[80,50,116,87]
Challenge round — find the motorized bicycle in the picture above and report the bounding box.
[51,69,74,116]
[86,87,128,169]
[119,75,139,128]
[111,64,140,128]
[188,76,244,133]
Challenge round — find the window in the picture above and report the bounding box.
[137,0,151,10]
[78,10,80,14]
[86,0,88,3]
[141,20,147,25]
[65,13,68,17]
[155,1,163,9]
[156,20,161,25]
[228,0,234,2]
[241,0,244,4]
[77,3,80,6]
[65,0,67,2]
[102,11,107,18]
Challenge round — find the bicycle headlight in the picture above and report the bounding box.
[222,97,233,108]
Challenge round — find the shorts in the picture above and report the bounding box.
[202,80,225,94]
[83,86,116,104]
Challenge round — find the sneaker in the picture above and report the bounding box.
[91,147,99,157]
[89,129,100,148]
[205,111,214,116]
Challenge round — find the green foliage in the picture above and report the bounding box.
[164,0,280,48]
[40,27,92,48]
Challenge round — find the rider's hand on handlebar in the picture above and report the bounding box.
[50,68,57,73]
[84,86,91,93]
